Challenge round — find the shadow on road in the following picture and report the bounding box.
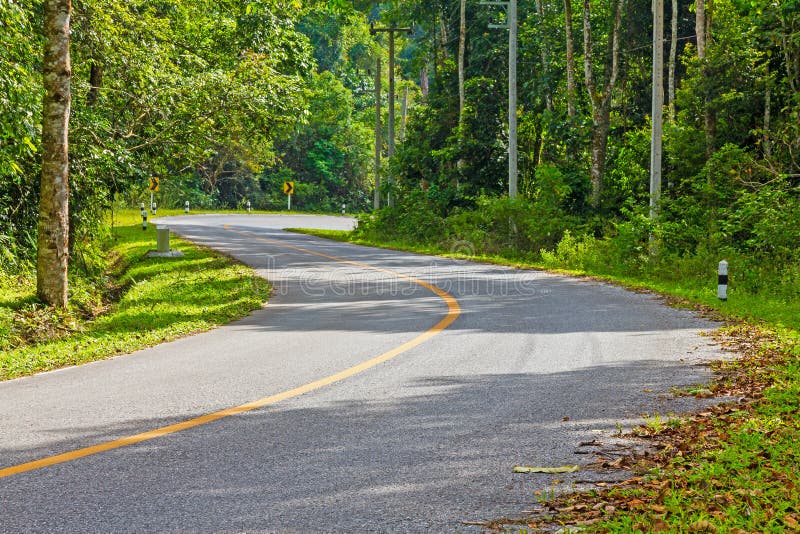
[0,359,719,532]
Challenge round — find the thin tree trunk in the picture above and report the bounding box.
[87,62,102,106]
[432,12,439,79]
[590,108,611,202]
[400,84,409,144]
[440,10,449,60]
[565,0,576,118]
[695,0,705,59]
[37,0,72,308]
[458,0,466,122]
[537,0,553,112]
[781,17,799,94]
[764,63,772,159]
[696,0,716,155]
[582,0,624,206]
[668,0,677,122]
[704,0,716,154]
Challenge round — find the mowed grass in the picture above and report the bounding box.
[291,227,800,533]
[0,210,270,380]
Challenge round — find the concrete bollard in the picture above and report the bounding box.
[156,226,170,253]
[184,200,190,214]
[718,260,728,301]
[246,200,251,213]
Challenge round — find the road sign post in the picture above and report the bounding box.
[148,177,160,215]
[283,181,295,211]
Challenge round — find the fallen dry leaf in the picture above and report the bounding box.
[651,519,670,532]
[513,465,580,474]
[689,519,718,533]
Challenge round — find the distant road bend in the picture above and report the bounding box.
[0,214,726,532]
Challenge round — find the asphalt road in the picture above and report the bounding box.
[0,214,726,532]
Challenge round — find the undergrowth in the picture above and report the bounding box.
[0,209,270,380]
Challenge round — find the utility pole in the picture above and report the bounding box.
[480,0,518,198]
[509,0,518,198]
[374,57,382,210]
[650,0,664,221]
[370,22,412,208]
[400,84,409,144]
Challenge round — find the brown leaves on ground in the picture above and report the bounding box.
[502,322,792,533]
[707,324,789,399]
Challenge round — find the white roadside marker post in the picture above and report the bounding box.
[184,200,190,214]
[140,202,147,230]
[718,260,728,301]
[246,200,251,214]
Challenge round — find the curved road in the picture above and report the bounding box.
[0,215,725,532]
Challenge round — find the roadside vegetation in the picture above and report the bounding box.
[0,209,270,380]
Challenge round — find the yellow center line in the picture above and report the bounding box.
[0,224,461,479]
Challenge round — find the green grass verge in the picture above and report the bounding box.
[0,210,270,381]
[290,227,800,533]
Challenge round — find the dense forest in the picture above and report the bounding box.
[2,0,799,303]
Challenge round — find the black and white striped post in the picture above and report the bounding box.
[140,202,148,231]
[718,260,728,301]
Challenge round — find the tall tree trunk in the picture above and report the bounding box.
[668,0,677,122]
[564,0,577,118]
[439,10,449,61]
[38,0,72,308]
[695,0,705,59]
[696,0,716,155]
[400,84,409,144]
[781,16,799,94]
[87,62,102,106]
[537,0,553,112]
[704,0,716,155]
[458,0,466,122]
[582,0,624,206]
[763,63,772,159]
[432,11,439,79]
